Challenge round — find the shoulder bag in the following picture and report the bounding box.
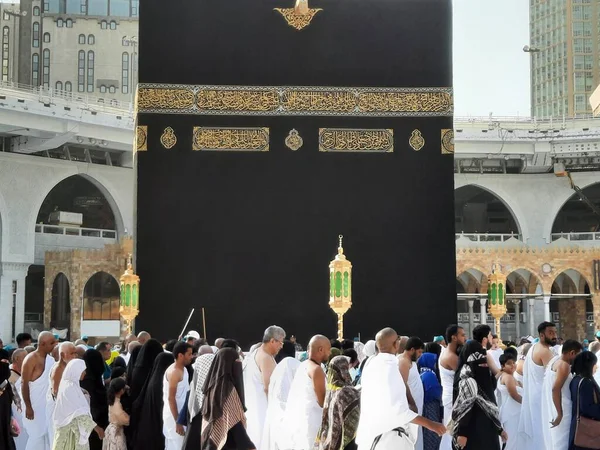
[574,377,600,449]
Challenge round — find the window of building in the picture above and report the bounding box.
[42,49,50,88]
[33,22,40,48]
[66,0,81,14]
[80,0,86,13]
[131,0,139,16]
[122,52,128,94]
[3,12,9,21]
[77,50,85,92]
[87,50,94,92]
[88,34,95,45]
[32,53,39,86]
[109,21,117,30]
[43,32,50,43]
[110,0,129,17]
[88,0,108,15]
[2,27,8,82]
[57,18,64,28]
[100,85,106,93]
[83,272,120,321]
[33,6,40,16]
[78,34,85,44]
[43,1,50,12]
[66,19,73,28]
[122,36,129,46]
[100,20,107,29]
[109,85,115,93]
[65,81,72,92]
[55,81,62,91]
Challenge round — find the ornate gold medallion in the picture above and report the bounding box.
[160,127,177,149]
[441,128,454,154]
[409,129,425,151]
[274,0,322,31]
[285,129,303,151]
[135,126,147,151]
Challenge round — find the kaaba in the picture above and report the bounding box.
[135,0,456,346]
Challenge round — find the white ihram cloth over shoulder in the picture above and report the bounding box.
[260,356,301,450]
[162,368,189,450]
[45,361,58,448]
[438,349,455,450]
[280,360,324,450]
[407,361,424,450]
[356,353,418,450]
[517,343,547,450]
[53,359,94,445]
[243,349,269,449]
[497,377,522,450]
[12,375,29,450]
[22,354,55,450]
[541,355,571,450]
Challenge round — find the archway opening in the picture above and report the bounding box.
[36,175,116,231]
[552,182,600,234]
[83,272,120,321]
[455,185,519,235]
[552,270,592,340]
[51,273,71,330]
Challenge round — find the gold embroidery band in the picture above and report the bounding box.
[441,129,454,154]
[319,128,394,153]
[135,126,147,152]
[193,127,269,152]
[137,84,453,117]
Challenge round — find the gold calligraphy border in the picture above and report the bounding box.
[137,83,453,117]
[135,126,147,152]
[318,128,393,153]
[192,127,269,151]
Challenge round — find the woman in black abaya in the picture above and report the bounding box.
[81,349,109,450]
[132,352,175,450]
[0,357,16,450]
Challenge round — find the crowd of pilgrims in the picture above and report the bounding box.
[1,322,600,450]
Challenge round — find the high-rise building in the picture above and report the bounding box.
[0,0,138,107]
[530,0,600,118]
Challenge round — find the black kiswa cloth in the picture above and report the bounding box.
[0,361,15,450]
[132,352,175,450]
[201,348,253,450]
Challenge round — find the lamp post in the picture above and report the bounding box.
[487,263,507,339]
[4,9,26,84]
[119,254,140,336]
[329,235,352,341]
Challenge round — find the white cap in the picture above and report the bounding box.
[186,330,200,340]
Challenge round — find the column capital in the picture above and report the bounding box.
[467,299,475,307]
[511,299,522,305]
[543,296,551,304]
[528,297,536,306]
[0,262,30,275]
[479,298,488,306]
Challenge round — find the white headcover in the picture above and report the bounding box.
[53,359,93,444]
[364,340,377,358]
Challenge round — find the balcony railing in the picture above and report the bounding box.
[552,312,594,322]
[551,232,600,242]
[456,232,522,243]
[35,224,116,239]
[458,313,518,323]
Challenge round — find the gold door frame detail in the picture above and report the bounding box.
[409,129,425,151]
[274,0,322,31]
[137,84,453,117]
[192,127,269,152]
[441,129,454,154]
[135,126,147,152]
[318,128,394,153]
[160,127,177,149]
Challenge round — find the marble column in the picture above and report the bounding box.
[480,298,487,325]
[468,299,475,336]
[0,262,29,343]
[529,297,536,337]
[512,299,521,339]
[543,295,551,323]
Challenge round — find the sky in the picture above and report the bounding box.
[453,0,531,118]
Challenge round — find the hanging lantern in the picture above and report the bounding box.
[120,254,140,336]
[329,235,352,341]
[487,262,507,339]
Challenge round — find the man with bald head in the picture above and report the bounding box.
[47,341,78,445]
[121,333,137,365]
[282,335,331,449]
[21,330,57,450]
[137,330,151,345]
[356,328,446,450]
[214,337,225,349]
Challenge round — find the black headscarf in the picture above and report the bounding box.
[126,345,141,382]
[81,349,108,450]
[453,340,496,402]
[275,340,296,363]
[131,352,175,450]
[128,339,163,405]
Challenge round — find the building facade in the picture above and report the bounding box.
[530,0,600,118]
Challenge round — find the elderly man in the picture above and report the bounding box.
[21,331,57,450]
[243,325,285,449]
[47,342,78,445]
[137,331,151,345]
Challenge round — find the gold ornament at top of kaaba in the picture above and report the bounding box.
[329,235,352,341]
[120,254,140,336]
[409,129,425,151]
[274,0,322,31]
[285,129,303,151]
[487,262,507,339]
[160,127,177,149]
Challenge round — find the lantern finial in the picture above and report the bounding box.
[329,235,352,341]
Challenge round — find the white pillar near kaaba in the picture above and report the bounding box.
[468,299,475,335]
[512,299,521,339]
[479,298,487,325]
[529,298,537,336]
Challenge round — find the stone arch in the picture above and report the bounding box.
[30,173,125,239]
[454,183,524,237]
[552,269,591,340]
[507,268,543,294]
[82,271,121,321]
[546,181,600,240]
[50,273,71,330]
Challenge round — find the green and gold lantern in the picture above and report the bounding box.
[120,254,140,336]
[329,235,352,341]
[487,263,506,339]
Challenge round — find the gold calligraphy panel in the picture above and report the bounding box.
[192,127,269,152]
[137,84,453,117]
[319,129,393,153]
[441,129,454,154]
[135,126,147,152]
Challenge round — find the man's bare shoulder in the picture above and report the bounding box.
[532,344,552,365]
[256,349,275,368]
[440,351,458,371]
[307,361,324,379]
